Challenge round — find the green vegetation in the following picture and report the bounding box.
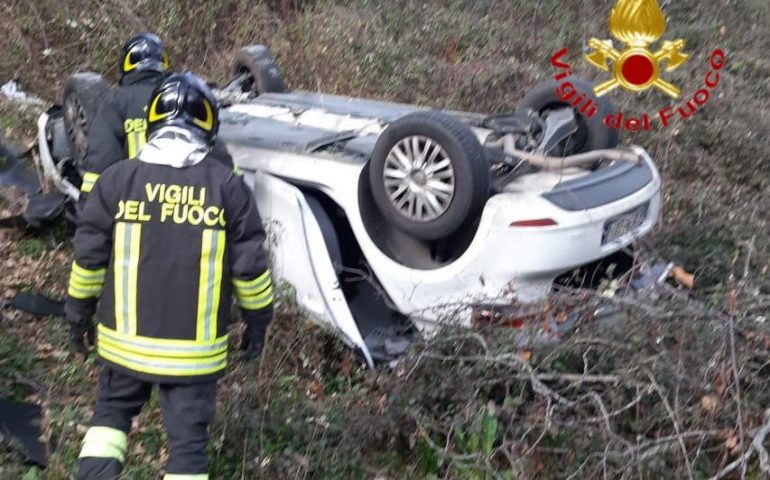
[17,237,46,259]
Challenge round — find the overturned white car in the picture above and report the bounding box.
[35,45,661,365]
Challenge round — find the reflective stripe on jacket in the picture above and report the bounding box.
[66,154,272,383]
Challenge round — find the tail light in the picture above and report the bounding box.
[471,305,537,329]
[510,218,557,227]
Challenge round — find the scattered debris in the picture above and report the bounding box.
[0,81,47,108]
[0,397,48,467]
[22,193,68,228]
[0,138,40,197]
[670,265,695,289]
[2,292,64,318]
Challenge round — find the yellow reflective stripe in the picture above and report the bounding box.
[127,133,135,159]
[236,283,272,300]
[135,131,146,158]
[164,474,209,480]
[126,131,146,159]
[98,341,227,377]
[79,426,127,462]
[97,324,226,348]
[98,336,227,363]
[72,262,106,280]
[82,172,100,183]
[232,269,271,292]
[237,284,273,308]
[99,342,227,369]
[196,229,226,342]
[68,262,106,299]
[127,132,137,158]
[234,279,272,299]
[80,172,100,193]
[114,222,141,336]
[68,284,104,299]
[127,224,141,335]
[70,276,104,289]
[233,270,273,310]
[240,291,274,311]
[97,324,228,359]
[114,223,126,333]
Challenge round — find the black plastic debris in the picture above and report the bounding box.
[0,137,40,197]
[3,292,64,318]
[0,397,48,467]
[364,326,416,363]
[0,214,27,229]
[23,193,68,228]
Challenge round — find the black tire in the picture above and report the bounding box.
[518,77,618,155]
[62,72,109,168]
[369,111,490,241]
[233,45,285,95]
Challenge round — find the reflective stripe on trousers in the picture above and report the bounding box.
[79,426,127,463]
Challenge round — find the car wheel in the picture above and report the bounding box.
[232,45,285,95]
[369,111,490,241]
[62,72,109,168]
[518,76,618,155]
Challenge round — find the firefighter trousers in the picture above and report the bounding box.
[77,366,216,480]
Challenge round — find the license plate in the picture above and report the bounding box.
[602,203,649,245]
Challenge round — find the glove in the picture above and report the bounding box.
[241,326,266,360]
[69,322,95,358]
[241,307,272,361]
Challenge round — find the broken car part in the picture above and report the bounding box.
[2,292,65,318]
[0,397,48,467]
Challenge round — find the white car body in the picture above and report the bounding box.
[217,92,662,365]
[35,89,662,367]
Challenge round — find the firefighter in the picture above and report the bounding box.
[65,72,273,480]
[79,33,169,198]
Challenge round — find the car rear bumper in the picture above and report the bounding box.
[469,150,660,276]
[375,148,662,314]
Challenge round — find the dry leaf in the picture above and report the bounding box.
[725,434,741,454]
[307,379,324,398]
[700,395,718,413]
[338,355,353,377]
[378,394,388,414]
[670,266,695,289]
[715,369,729,397]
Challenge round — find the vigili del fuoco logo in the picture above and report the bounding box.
[549,0,725,131]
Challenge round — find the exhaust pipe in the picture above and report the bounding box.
[491,134,642,170]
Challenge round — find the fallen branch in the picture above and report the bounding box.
[709,409,770,480]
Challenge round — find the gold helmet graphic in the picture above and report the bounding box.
[585,0,689,98]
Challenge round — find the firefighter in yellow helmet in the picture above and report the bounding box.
[79,33,170,199]
[65,72,273,479]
